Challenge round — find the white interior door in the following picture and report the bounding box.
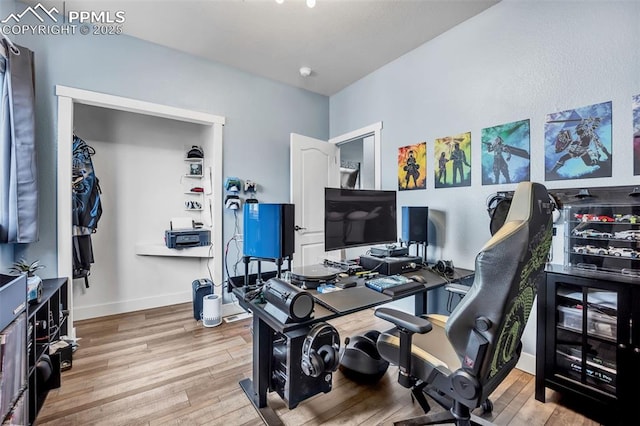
[290,133,339,267]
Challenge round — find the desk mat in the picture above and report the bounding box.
[314,287,391,313]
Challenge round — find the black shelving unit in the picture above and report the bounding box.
[26,277,68,425]
[1,274,28,425]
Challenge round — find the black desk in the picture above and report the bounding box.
[234,267,474,426]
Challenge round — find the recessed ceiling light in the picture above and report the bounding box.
[306,0,316,8]
[275,0,284,4]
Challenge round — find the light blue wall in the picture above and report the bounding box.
[8,3,328,278]
[331,0,640,272]
[329,0,640,364]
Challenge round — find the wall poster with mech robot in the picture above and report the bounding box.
[545,101,612,181]
[433,132,471,188]
[633,94,640,175]
[398,142,426,190]
[481,119,530,185]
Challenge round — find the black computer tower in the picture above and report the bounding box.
[271,327,332,409]
[192,279,213,320]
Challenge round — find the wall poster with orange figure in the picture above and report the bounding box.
[397,142,426,191]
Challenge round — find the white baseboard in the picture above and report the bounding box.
[73,292,247,321]
[73,291,193,320]
[516,352,536,375]
[222,302,248,318]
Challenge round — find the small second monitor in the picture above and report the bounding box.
[401,206,429,243]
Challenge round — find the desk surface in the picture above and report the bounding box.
[233,266,474,334]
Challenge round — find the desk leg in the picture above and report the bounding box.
[239,314,284,426]
[415,291,428,316]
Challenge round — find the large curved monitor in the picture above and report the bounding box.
[324,188,397,251]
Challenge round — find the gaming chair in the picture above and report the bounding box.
[375,181,553,425]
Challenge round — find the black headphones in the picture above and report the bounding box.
[301,322,340,378]
[487,192,513,235]
[36,353,53,388]
[434,260,454,279]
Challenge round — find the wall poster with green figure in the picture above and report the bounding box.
[481,119,530,185]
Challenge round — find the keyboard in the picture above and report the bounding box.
[365,275,412,292]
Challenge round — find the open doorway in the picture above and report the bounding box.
[330,122,381,190]
[290,122,382,266]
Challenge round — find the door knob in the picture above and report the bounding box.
[294,225,306,231]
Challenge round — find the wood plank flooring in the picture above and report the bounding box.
[38,303,603,426]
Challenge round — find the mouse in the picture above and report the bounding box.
[409,275,426,284]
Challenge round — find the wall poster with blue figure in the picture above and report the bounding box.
[545,101,612,181]
[481,119,530,185]
[633,94,640,175]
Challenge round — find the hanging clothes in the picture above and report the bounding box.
[72,135,102,288]
[0,39,38,243]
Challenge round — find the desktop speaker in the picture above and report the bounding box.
[401,206,429,243]
[243,203,295,259]
[263,278,314,323]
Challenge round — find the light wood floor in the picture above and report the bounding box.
[38,302,603,426]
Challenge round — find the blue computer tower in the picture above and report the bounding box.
[243,203,295,259]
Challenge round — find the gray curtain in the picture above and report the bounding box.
[0,40,37,243]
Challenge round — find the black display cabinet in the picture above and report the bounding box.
[536,185,640,423]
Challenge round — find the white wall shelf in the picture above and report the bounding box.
[135,243,213,258]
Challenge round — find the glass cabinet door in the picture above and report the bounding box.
[554,283,618,395]
[565,204,640,277]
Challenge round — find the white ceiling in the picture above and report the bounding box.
[25,0,499,96]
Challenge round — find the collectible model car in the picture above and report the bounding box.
[613,230,640,240]
[573,245,608,255]
[614,214,640,224]
[572,228,613,238]
[574,213,615,222]
[607,247,639,258]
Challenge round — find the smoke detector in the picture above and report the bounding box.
[299,66,312,77]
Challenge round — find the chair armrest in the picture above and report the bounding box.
[444,283,470,295]
[375,307,432,334]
